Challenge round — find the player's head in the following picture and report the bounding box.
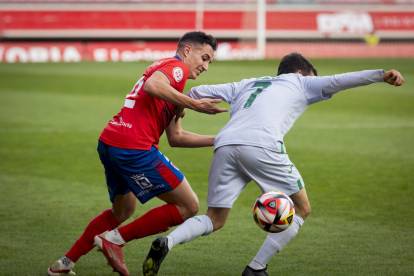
[176,31,218,80]
[277,52,318,77]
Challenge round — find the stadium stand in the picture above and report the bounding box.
[0,0,413,61]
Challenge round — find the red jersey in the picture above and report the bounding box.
[99,56,190,150]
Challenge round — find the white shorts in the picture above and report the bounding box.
[207,145,305,208]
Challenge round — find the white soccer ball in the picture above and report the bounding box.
[253,191,295,233]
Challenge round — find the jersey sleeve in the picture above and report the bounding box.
[186,82,235,103]
[157,61,190,93]
[303,69,385,104]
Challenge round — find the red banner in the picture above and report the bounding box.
[0,42,84,63]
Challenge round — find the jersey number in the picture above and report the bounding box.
[124,77,144,109]
[243,82,272,108]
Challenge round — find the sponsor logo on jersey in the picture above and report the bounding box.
[173,67,184,82]
[131,174,153,189]
[109,119,133,128]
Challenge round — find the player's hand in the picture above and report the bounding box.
[383,69,405,86]
[193,98,228,114]
[175,106,186,123]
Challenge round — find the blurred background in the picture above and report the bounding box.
[0,0,413,62]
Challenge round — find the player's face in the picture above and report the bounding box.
[185,44,214,80]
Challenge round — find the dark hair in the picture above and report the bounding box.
[277,52,318,76]
[177,31,218,52]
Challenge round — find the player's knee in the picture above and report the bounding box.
[111,207,135,223]
[187,201,200,218]
[180,199,200,220]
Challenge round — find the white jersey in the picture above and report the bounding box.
[188,70,384,153]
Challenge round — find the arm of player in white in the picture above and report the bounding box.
[303,69,405,104]
[187,82,235,104]
[320,69,385,96]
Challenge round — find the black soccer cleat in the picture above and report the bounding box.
[143,237,169,276]
[242,265,269,276]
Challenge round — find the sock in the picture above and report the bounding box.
[106,229,126,245]
[248,259,266,270]
[167,214,213,250]
[65,209,121,262]
[58,256,75,270]
[253,215,304,266]
[117,204,184,243]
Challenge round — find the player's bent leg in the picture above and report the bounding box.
[244,189,309,275]
[168,207,230,249]
[157,177,199,220]
[242,189,309,275]
[142,207,230,276]
[142,178,199,276]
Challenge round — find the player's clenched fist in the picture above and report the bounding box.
[383,69,405,86]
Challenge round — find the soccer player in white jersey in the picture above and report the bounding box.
[142,52,405,276]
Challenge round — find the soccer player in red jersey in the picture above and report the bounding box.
[47,31,227,276]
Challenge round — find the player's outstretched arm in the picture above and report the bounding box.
[383,69,405,86]
[165,116,215,148]
[144,72,227,115]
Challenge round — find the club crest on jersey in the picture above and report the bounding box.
[131,174,153,189]
[173,67,184,82]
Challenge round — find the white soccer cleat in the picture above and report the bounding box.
[47,261,76,275]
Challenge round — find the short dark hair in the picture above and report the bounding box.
[177,31,218,52]
[277,52,318,76]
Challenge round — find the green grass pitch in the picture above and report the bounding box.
[0,58,413,276]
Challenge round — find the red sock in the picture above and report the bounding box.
[65,209,121,262]
[118,204,184,243]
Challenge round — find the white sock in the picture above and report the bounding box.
[105,229,126,245]
[253,215,304,266]
[59,256,75,270]
[248,259,266,270]
[167,215,213,250]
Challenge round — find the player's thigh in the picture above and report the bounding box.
[289,188,311,219]
[108,144,185,204]
[97,140,131,203]
[157,177,199,218]
[207,146,251,208]
[238,146,305,197]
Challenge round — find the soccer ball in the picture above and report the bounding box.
[253,191,295,233]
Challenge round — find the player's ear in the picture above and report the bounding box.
[295,70,302,75]
[183,45,191,57]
